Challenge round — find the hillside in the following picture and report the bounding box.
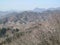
[0,9,60,45]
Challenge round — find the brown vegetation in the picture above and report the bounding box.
[0,10,60,45]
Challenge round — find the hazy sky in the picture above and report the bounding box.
[0,0,60,11]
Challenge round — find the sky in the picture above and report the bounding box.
[0,0,60,11]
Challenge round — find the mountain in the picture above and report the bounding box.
[1,11,51,25]
[0,8,60,45]
[0,11,8,18]
[33,8,46,12]
[33,7,60,13]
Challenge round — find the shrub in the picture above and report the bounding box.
[6,37,12,43]
[0,28,7,37]
[15,28,19,32]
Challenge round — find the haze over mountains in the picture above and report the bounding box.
[0,7,60,24]
[0,7,60,17]
[0,7,60,45]
[33,7,60,12]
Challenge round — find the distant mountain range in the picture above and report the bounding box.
[33,7,60,12]
[0,7,60,23]
[33,8,46,12]
[0,11,8,18]
[0,7,60,20]
[0,7,60,17]
[0,7,59,24]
